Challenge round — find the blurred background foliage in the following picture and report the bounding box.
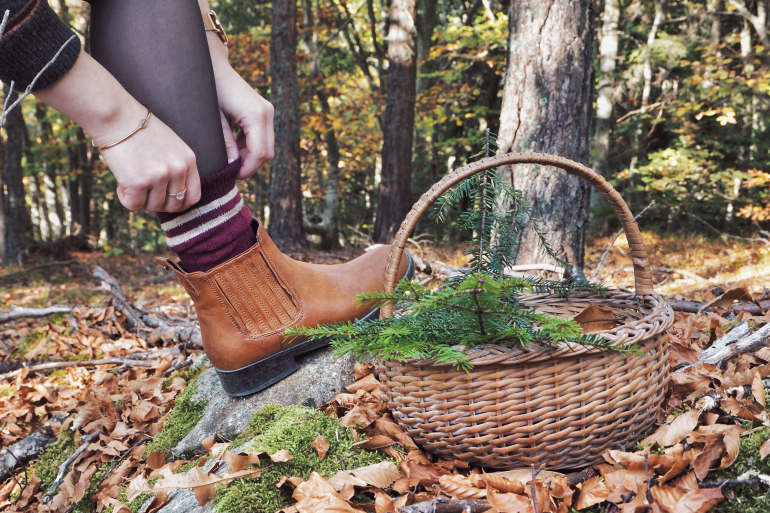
[2,0,770,259]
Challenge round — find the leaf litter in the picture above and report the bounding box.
[3,279,770,512]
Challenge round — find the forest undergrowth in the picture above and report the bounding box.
[1,232,770,512]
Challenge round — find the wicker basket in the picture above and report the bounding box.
[378,153,674,470]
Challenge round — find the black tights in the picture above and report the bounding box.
[88,0,227,178]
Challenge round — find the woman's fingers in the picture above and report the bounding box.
[143,174,170,213]
[116,184,148,212]
[221,111,240,164]
[182,164,202,210]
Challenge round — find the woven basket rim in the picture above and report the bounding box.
[381,290,674,368]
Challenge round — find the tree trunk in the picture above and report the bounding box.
[0,106,5,258]
[35,104,65,239]
[300,0,341,250]
[415,0,439,93]
[709,0,724,47]
[3,84,31,265]
[373,0,417,243]
[496,0,595,269]
[591,0,620,189]
[268,0,308,252]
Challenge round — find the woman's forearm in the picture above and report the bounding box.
[34,50,148,148]
[197,0,231,75]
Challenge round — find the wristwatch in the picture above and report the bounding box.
[203,10,228,46]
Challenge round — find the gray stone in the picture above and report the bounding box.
[171,347,357,458]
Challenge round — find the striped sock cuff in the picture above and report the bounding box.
[157,158,255,272]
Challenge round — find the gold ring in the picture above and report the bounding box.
[168,189,186,201]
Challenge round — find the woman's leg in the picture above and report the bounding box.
[88,0,255,272]
[88,0,228,177]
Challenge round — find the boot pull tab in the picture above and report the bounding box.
[155,258,200,298]
[156,257,184,273]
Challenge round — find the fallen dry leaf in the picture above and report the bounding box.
[328,461,402,490]
[312,434,330,460]
[573,305,616,333]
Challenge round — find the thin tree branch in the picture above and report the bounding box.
[590,200,655,280]
[42,430,101,502]
[688,213,770,245]
[0,304,74,324]
[0,35,78,127]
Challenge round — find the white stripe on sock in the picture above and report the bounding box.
[164,199,245,247]
[160,187,239,231]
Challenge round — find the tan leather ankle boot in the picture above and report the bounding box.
[157,220,413,396]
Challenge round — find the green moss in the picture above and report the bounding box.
[36,429,77,490]
[710,427,770,513]
[11,329,46,359]
[214,404,389,513]
[145,381,207,455]
[162,362,208,389]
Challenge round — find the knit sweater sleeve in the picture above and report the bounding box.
[0,0,82,92]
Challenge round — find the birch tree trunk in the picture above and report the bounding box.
[592,0,620,183]
[269,0,308,251]
[373,0,417,243]
[3,84,30,265]
[497,0,594,269]
[301,0,340,249]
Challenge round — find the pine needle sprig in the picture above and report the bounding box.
[286,132,641,370]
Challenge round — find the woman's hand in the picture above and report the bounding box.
[35,50,201,213]
[94,103,202,213]
[215,66,275,181]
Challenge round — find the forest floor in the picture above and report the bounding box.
[1,231,770,512]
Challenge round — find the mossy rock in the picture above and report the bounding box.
[213,404,390,513]
[146,381,208,456]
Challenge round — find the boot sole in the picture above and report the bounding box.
[216,252,415,397]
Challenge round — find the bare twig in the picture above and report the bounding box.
[531,464,543,513]
[666,298,770,315]
[0,304,74,324]
[590,200,655,280]
[43,430,101,502]
[0,260,80,280]
[398,497,492,513]
[95,437,152,489]
[616,102,664,122]
[688,213,770,245]
[644,453,653,504]
[651,267,707,282]
[93,266,145,329]
[0,357,151,381]
[162,357,194,377]
[0,34,78,127]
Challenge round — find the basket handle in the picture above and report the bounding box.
[381,152,654,318]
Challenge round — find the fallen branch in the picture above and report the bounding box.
[0,260,80,281]
[699,479,766,488]
[95,437,151,489]
[678,322,751,371]
[0,422,57,482]
[0,357,151,381]
[399,497,492,513]
[0,304,74,324]
[93,266,145,330]
[43,430,101,502]
[689,213,770,246]
[683,322,770,369]
[162,357,194,378]
[666,299,770,315]
[651,266,707,282]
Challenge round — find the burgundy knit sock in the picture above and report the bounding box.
[156,158,255,272]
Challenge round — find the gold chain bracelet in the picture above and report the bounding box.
[92,105,152,150]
